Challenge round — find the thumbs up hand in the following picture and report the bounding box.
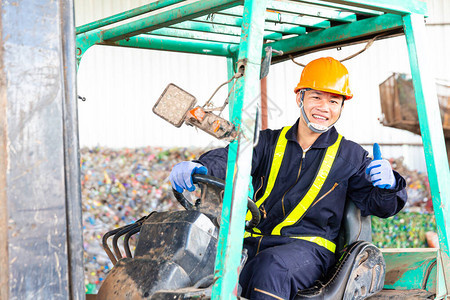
[365,143,396,189]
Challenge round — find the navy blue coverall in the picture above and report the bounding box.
[196,119,407,300]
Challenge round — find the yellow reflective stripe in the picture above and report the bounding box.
[292,236,336,253]
[245,126,291,221]
[244,227,261,238]
[271,135,342,235]
[243,232,336,253]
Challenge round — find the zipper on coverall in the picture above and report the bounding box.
[281,150,307,217]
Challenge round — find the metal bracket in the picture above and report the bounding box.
[236,58,247,77]
[260,46,283,79]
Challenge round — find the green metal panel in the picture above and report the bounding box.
[259,13,403,63]
[101,0,242,42]
[319,0,427,15]
[403,13,450,295]
[211,0,267,298]
[75,0,185,34]
[221,6,330,28]
[382,249,437,291]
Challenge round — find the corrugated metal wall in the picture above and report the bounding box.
[75,0,450,172]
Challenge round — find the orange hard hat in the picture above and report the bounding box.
[294,57,353,100]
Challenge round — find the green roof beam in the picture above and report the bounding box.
[267,0,357,23]
[264,32,283,41]
[170,20,242,36]
[76,29,103,66]
[101,0,243,42]
[170,20,288,41]
[195,14,306,36]
[108,34,233,57]
[220,6,330,28]
[75,0,186,34]
[294,0,384,16]
[252,13,404,62]
[314,0,427,16]
[267,25,306,35]
[195,14,243,27]
[147,28,241,44]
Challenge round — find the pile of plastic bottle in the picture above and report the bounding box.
[371,212,436,248]
[81,146,205,293]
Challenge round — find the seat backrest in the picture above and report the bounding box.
[336,200,372,254]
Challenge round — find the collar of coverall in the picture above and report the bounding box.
[286,118,340,149]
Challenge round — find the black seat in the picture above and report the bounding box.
[295,201,386,300]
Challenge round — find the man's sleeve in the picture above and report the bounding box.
[347,152,408,218]
[194,147,229,180]
[194,131,269,180]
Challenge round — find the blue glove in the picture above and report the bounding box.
[365,143,396,189]
[169,161,208,193]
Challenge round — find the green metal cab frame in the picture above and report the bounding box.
[76,1,450,298]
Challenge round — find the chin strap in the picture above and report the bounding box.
[299,89,342,134]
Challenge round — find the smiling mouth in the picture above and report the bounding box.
[312,114,328,121]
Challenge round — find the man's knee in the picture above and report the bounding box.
[240,251,289,297]
[252,251,288,278]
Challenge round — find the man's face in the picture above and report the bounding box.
[296,89,344,129]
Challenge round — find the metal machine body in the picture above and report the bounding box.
[97,174,259,299]
[98,210,219,299]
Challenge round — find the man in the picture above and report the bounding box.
[169,57,407,299]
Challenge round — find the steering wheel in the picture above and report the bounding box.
[172,174,260,230]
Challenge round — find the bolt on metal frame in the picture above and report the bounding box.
[76,0,449,298]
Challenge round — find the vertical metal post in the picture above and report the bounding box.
[0,5,9,300]
[212,0,267,298]
[0,0,83,299]
[62,1,86,299]
[403,13,450,294]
